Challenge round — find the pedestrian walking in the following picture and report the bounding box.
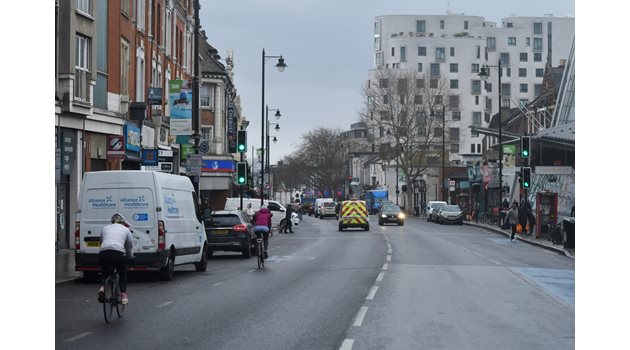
[244,203,255,221]
[525,201,536,236]
[507,201,519,242]
[518,200,528,236]
[283,204,294,233]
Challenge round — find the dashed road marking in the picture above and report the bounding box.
[340,339,354,350]
[386,255,391,262]
[63,332,91,342]
[353,306,369,327]
[488,259,501,265]
[376,272,385,282]
[156,301,173,308]
[366,286,379,300]
[474,252,486,258]
[211,282,223,287]
[382,263,389,270]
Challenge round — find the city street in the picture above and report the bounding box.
[56,215,574,349]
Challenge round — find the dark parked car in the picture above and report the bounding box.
[378,205,405,226]
[205,210,256,258]
[436,205,464,225]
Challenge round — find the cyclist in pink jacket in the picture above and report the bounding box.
[252,207,273,258]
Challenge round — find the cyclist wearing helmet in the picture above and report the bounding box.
[98,213,134,305]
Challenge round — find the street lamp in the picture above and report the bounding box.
[478,61,503,209]
[430,103,446,203]
[266,106,281,200]
[260,49,287,205]
[387,130,400,206]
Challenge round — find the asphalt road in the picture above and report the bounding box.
[56,215,574,349]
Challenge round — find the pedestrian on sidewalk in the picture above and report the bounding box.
[283,204,294,233]
[524,201,536,236]
[507,201,519,242]
[518,200,528,236]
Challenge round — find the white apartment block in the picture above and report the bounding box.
[370,14,575,165]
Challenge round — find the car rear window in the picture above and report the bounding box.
[323,203,336,208]
[210,215,241,227]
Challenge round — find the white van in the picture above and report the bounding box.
[75,171,208,281]
[314,198,334,218]
[223,198,299,229]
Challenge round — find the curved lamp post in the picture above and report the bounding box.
[260,50,287,205]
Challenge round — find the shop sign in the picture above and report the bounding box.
[124,124,141,152]
[107,135,125,159]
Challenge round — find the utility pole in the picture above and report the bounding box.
[192,0,201,196]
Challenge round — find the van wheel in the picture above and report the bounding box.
[195,248,208,272]
[160,252,175,281]
[338,224,343,231]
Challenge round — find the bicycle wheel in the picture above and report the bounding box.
[114,274,125,318]
[257,241,264,269]
[103,276,115,324]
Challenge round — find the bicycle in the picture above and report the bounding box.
[255,235,265,269]
[101,268,125,323]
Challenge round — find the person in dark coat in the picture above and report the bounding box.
[525,201,536,236]
[518,200,528,235]
[283,204,294,233]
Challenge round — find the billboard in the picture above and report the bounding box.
[169,80,192,135]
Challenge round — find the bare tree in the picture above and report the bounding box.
[360,68,453,210]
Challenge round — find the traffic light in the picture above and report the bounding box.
[522,167,532,189]
[521,136,531,158]
[237,130,247,153]
[237,162,247,185]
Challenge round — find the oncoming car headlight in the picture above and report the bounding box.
[398,213,405,219]
[381,214,387,218]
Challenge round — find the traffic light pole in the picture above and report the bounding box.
[240,152,244,210]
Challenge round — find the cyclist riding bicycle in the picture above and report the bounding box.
[98,213,134,305]
[252,206,273,259]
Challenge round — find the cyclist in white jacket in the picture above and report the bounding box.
[98,213,134,305]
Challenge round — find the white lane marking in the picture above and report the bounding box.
[474,252,486,258]
[376,272,385,282]
[248,269,256,273]
[211,282,223,287]
[156,301,173,308]
[366,286,379,300]
[387,248,392,254]
[340,339,354,350]
[489,259,501,265]
[386,255,391,262]
[63,332,91,342]
[382,263,389,270]
[353,306,369,327]
[461,247,471,252]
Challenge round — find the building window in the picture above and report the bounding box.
[136,47,145,102]
[450,128,459,143]
[416,20,426,32]
[429,79,438,89]
[416,79,424,88]
[391,47,395,57]
[418,46,426,56]
[485,82,492,93]
[526,37,531,46]
[520,53,528,62]
[374,21,381,35]
[519,99,529,108]
[534,84,542,96]
[77,0,91,15]
[534,22,543,35]
[471,80,481,94]
[471,63,479,73]
[450,47,455,57]
[400,46,406,61]
[121,38,130,96]
[383,95,389,104]
[475,95,479,105]
[376,52,384,66]
[506,22,513,28]
[450,144,459,153]
[451,111,461,121]
[534,52,542,62]
[485,97,492,112]
[536,68,544,77]
[464,20,469,30]
[434,127,443,138]
[450,79,459,89]
[508,37,516,46]
[477,144,481,153]
[471,144,475,153]
[450,63,458,73]
[379,79,388,88]
[417,62,423,72]
[500,53,510,65]
[75,34,91,101]
[501,83,511,97]
[487,37,496,50]
[506,68,511,77]
[472,112,482,126]
[201,126,213,143]
[449,95,459,109]
[201,84,215,108]
[414,95,423,105]
[440,20,445,29]
[520,83,528,93]
[436,48,445,61]
[435,95,443,105]
[136,0,145,31]
[121,0,129,16]
[430,63,440,76]
[533,38,543,51]
[519,68,527,77]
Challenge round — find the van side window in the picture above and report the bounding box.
[268,203,281,211]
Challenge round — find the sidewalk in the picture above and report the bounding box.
[56,249,82,284]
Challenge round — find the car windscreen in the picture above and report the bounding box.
[383,206,401,212]
[442,205,461,212]
[432,203,445,210]
[210,215,241,227]
[323,203,336,208]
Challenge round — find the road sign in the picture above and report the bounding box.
[187,154,203,176]
[106,135,125,159]
[199,141,209,154]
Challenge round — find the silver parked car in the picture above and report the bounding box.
[436,205,464,225]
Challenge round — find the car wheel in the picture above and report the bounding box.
[195,248,208,272]
[365,225,370,231]
[378,220,383,226]
[399,220,404,226]
[338,224,343,231]
[242,240,252,258]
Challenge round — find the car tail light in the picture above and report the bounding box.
[75,222,81,250]
[233,224,248,232]
[158,220,165,251]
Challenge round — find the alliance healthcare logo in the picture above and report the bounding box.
[89,196,116,209]
[120,195,150,208]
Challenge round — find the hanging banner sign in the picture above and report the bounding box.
[169,80,192,135]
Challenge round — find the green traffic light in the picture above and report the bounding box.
[522,150,529,157]
[238,176,245,184]
[238,144,246,152]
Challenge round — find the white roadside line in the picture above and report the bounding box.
[340,339,355,350]
[156,301,173,308]
[63,332,91,343]
[488,258,501,265]
[366,286,379,300]
[376,272,385,282]
[353,306,369,327]
[386,255,391,262]
[382,263,389,270]
[473,251,486,258]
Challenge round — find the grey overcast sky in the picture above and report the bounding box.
[200,0,575,164]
